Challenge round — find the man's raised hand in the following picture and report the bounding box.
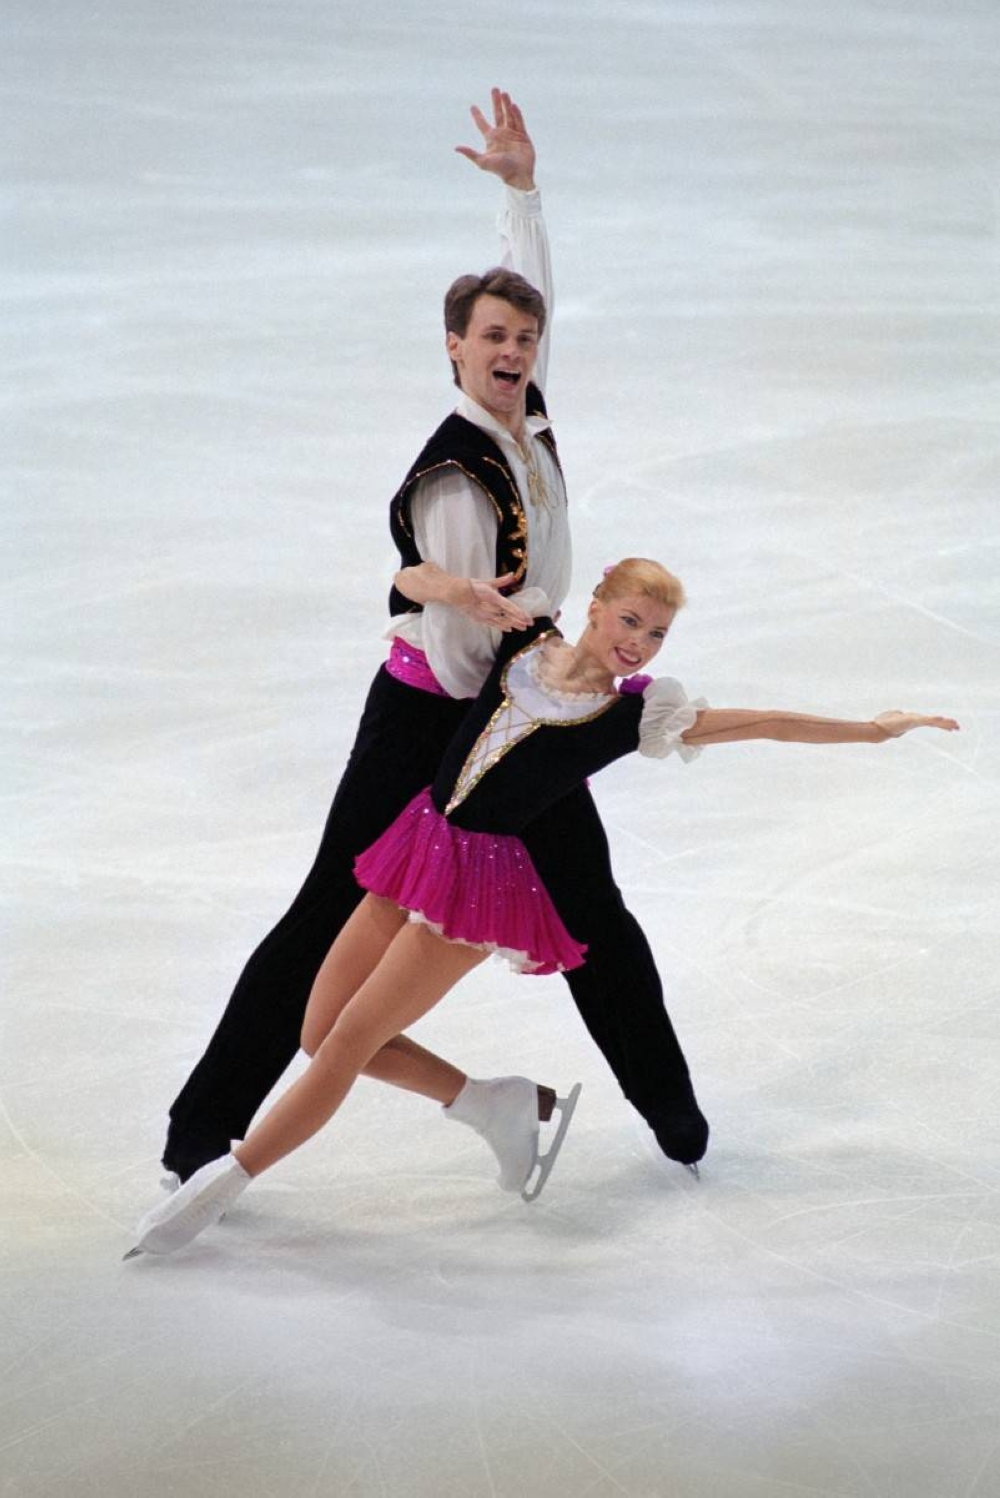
[456,88,536,191]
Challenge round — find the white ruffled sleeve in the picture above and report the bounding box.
[638,678,707,762]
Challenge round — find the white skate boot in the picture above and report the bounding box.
[124,1154,250,1258]
[444,1076,582,1202]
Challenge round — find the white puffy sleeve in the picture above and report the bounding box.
[497,186,552,392]
[638,678,707,762]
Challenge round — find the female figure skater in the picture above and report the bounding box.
[127,559,958,1257]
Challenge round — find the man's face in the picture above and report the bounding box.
[446,294,540,432]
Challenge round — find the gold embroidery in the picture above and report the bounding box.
[444,632,619,814]
[536,427,560,467]
[395,456,529,586]
[480,456,528,583]
[518,441,554,513]
[445,699,539,815]
[393,460,506,538]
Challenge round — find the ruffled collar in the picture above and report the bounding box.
[525,642,614,705]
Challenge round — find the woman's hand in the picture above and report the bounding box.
[873,711,960,739]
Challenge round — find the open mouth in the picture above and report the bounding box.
[493,369,522,388]
[614,647,641,669]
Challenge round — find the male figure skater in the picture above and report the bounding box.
[162,89,708,1189]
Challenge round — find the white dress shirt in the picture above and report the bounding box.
[386,185,572,700]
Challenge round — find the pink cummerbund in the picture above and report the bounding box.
[386,637,451,698]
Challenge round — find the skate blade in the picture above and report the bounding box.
[122,1246,144,1261]
[685,1162,700,1180]
[521,1082,582,1202]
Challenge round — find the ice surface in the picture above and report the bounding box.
[4,3,999,1495]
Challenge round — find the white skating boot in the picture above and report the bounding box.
[444,1076,582,1202]
[124,1154,250,1258]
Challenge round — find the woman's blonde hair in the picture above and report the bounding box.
[592,557,686,611]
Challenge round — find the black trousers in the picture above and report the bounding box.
[165,668,705,1174]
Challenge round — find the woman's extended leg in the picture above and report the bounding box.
[301,893,469,1105]
[235,922,486,1177]
[303,896,553,1116]
[127,902,576,1257]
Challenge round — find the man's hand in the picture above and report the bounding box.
[456,88,536,191]
[459,573,533,632]
[394,563,532,631]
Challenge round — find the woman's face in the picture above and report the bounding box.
[585,592,676,676]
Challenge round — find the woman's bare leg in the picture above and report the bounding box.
[300,894,467,1105]
[128,906,577,1256]
[299,893,549,1112]
[235,923,486,1177]
[300,893,407,1053]
[362,1033,467,1104]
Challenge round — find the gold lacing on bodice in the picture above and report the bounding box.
[444,632,617,816]
[445,698,539,814]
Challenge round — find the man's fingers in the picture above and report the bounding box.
[470,598,530,628]
[466,575,531,628]
[499,603,532,626]
[470,103,491,138]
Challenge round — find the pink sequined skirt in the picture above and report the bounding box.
[353,789,587,975]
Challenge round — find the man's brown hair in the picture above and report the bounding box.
[443,267,547,386]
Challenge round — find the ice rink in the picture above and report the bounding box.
[5,3,999,1494]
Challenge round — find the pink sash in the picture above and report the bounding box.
[386,638,450,698]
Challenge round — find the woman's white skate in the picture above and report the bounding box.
[446,1075,582,1201]
[520,1082,582,1201]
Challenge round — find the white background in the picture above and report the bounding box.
[4,3,999,1494]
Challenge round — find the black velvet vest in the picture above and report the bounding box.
[387,383,560,618]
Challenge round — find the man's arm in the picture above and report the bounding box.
[390,463,531,698]
[457,89,553,391]
[394,561,533,631]
[393,91,551,640]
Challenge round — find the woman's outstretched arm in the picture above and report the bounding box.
[681,708,959,748]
